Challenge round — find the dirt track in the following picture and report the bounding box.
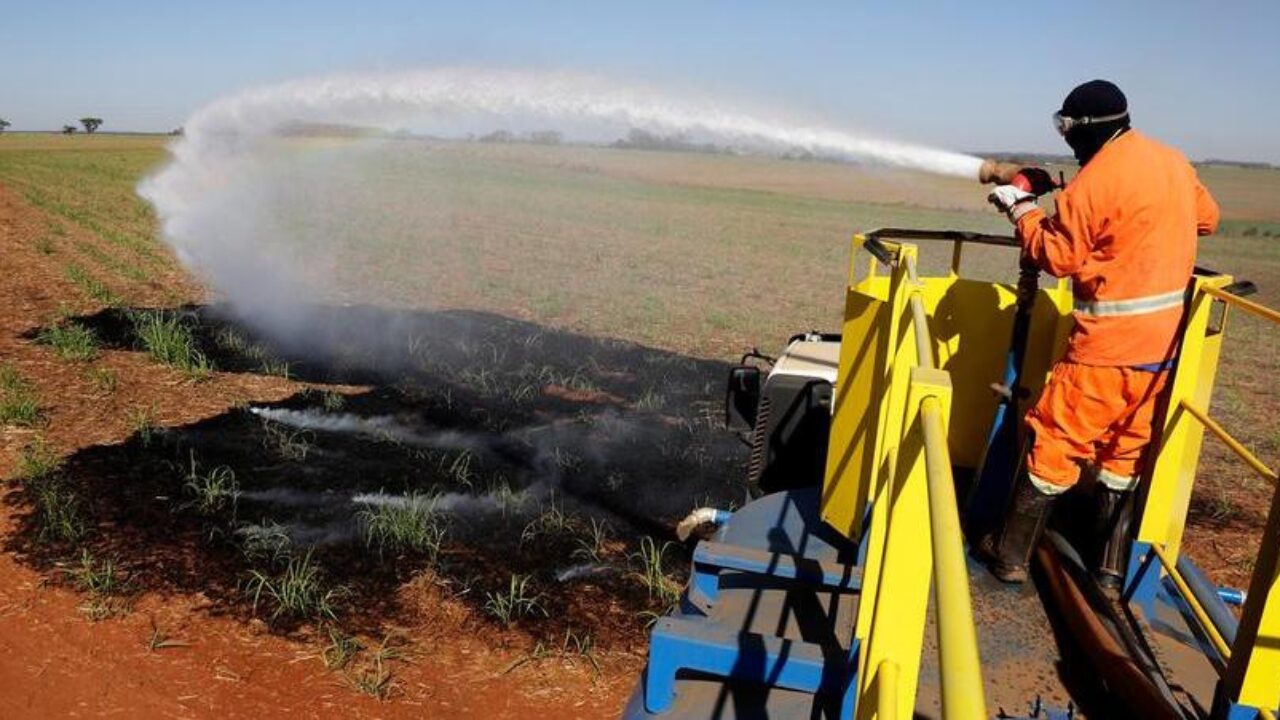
[0,182,641,718]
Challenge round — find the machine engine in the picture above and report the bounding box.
[726,333,840,496]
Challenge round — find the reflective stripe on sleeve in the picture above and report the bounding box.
[1073,288,1189,317]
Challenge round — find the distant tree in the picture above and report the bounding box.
[0,118,10,134]
[79,117,103,134]
[528,130,563,145]
[479,129,514,143]
[62,125,77,135]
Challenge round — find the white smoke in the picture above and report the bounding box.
[249,406,483,451]
[352,487,538,517]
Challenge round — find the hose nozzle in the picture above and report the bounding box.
[978,159,1024,185]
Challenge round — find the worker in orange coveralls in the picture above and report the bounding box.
[982,80,1220,587]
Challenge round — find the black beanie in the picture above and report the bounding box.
[1061,79,1128,118]
[1060,79,1132,166]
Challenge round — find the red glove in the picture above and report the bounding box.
[1015,167,1059,196]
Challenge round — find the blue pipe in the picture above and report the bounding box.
[1217,587,1246,606]
[1177,555,1239,648]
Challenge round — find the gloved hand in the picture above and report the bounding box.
[988,185,1037,223]
[1017,167,1059,196]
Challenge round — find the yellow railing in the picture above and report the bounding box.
[906,257,987,720]
[1138,276,1280,716]
[1180,401,1277,482]
[851,242,986,719]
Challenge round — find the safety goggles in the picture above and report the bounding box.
[1052,110,1129,136]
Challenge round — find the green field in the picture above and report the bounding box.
[3,132,1279,586]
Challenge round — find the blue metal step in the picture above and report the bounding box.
[630,487,863,719]
[690,540,863,609]
[645,616,851,713]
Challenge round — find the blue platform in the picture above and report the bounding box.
[623,486,864,720]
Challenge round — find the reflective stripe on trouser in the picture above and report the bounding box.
[1073,288,1189,317]
[1030,468,1137,495]
[1025,362,1169,491]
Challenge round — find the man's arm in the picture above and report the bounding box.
[1194,179,1220,237]
[1014,191,1094,278]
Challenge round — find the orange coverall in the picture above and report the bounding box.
[1013,130,1220,493]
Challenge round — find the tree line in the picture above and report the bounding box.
[0,118,104,134]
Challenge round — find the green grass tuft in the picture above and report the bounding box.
[572,517,611,563]
[20,443,86,545]
[261,419,314,462]
[236,520,293,565]
[67,548,122,595]
[358,493,448,561]
[0,363,41,427]
[349,635,402,699]
[182,452,239,515]
[322,627,362,670]
[483,573,547,627]
[520,497,577,545]
[66,549,126,620]
[63,263,121,306]
[127,405,160,446]
[37,321,100,361]
[34,482,85,544]
[631,536,682,610]
[245,549,344,622]
[322,391,346,411]
[85,366,118,395]
[129,310,212,379]
[16,438,61,482]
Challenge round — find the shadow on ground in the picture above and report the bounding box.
[7,304,750,645]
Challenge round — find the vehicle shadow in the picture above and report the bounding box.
[6,303,749,644]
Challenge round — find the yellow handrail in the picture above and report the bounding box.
[1142,279,1280,717]
[1204,285,1280,325]
[1180,400,1278,482]
[905,255,986,719]
[920,395,987,719]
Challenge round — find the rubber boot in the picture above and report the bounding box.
[1093,487,1134,594]
[984,476,1056,584]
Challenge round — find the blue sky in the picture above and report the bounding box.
[3,0,1278,162]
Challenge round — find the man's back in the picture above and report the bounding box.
[1017,129,1220,366]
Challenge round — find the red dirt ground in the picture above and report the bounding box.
[3,167,1273,717]
[0,183,642,717]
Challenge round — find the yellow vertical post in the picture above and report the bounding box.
[1136,276,1230,561]
[876,660,899,720]
[856,354,935,719]
[851,245,917,691]
[1224,478,1280,713]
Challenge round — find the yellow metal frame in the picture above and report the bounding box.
[1137,276,1280,715]
[829,237,1009,719]
[824,233,1280,717]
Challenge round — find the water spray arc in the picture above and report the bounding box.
[137,68,989,352]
